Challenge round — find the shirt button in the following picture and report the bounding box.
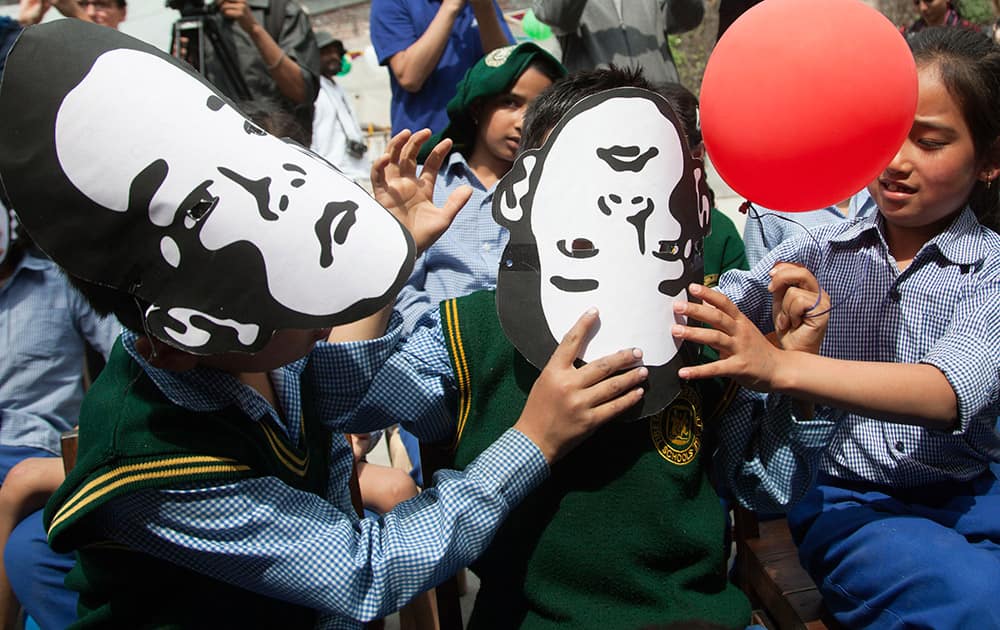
[895,441,905,452]
[890,288,902,302]
[482,243,491,251]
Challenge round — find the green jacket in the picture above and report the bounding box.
[440,291,750,629]
[44,341,330,629]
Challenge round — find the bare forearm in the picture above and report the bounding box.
[388,3,462,92]
[470,0,510,52]
[246,23,308,104]
[774,354,958,430]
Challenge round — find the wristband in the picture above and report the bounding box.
[267,52,285,71]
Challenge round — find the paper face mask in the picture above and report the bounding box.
[494,88,711,418]
[0,21,414,355]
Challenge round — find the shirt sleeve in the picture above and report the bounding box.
[921,270,1000,433]
[741,208,771,270]
[712,388,840,512]
[66,282,121,360]
[278,2,320,103]
[370,0,420,65]
[530,0,587,35]
[394,252,434,336]
[306,310,459,443]
[94,428,548,622]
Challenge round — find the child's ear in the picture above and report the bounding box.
[495,153,537,226]
[134,335,199,372]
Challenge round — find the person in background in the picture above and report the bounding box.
[18,0,125,29]
[397,42,566,334]
[369,0,513,135]
[902,0,978,37]
[310,32,371,185]
[531,0,704,85]
[0,199,119,630]
[172,0,321,136]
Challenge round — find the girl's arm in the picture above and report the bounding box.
[674,283,958,431]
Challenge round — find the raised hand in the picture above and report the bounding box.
[513,309,647,464]
[371,129,471,255]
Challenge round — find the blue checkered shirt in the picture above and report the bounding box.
[346,302,840,514]
[742,189,877,269]
[721,207,1000,487]
[1,253,120,454]
[395,153,508,333]
[93,321,548,628]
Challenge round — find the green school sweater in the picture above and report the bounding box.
[440,291,751,629]
[43,341,330,629]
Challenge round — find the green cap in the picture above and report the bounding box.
[419,42,566,162]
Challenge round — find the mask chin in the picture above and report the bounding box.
[144,304,270,356]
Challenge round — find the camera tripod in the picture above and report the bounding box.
[170,11,251,102]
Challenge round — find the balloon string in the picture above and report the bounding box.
[743,202,863,320]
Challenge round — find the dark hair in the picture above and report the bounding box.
[66,273,148,334]
[654,82,701,149]
[521,65,652,151]
[910,27,1000,229]
[240,99,311,146]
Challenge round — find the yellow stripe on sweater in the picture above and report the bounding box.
[49,456,250,534]
[443,299,472,445]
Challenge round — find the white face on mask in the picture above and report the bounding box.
[494,88,710,417]
[55,48,410,319]
[529,96,690,365]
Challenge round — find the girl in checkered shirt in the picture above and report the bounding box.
[675,26,1000,629]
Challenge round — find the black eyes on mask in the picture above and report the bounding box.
[557,238,599,259]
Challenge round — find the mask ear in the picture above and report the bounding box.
[494,153,537,226]
[692,158,712,237]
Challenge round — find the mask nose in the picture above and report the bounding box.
[597,193,655,254]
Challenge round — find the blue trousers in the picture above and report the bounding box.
[788,469,1000,629]
[0,446,52,484]
[5,510,77,630]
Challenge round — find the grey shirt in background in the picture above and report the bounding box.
[531,0,704,85]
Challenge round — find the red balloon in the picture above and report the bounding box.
[700,0,917,212]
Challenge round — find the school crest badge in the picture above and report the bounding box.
[649,383,703,465]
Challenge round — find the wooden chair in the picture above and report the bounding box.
[732,506,840,630]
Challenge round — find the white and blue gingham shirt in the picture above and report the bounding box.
[0,252,120,454]
[395,153,508,333]
[93,320,548,628]
[742,189,876,268]
[722,207,1000,488]
[340,305,841,514]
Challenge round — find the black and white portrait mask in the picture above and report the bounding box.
[494,88,711,418]
[0,21,414,355]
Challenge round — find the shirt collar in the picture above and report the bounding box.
[120,330,306,437]
[924,206,990,266]
[827,205,988,266]
[443,151,496,193]
[1,252,52,294]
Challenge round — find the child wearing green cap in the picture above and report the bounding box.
[395,42,566,335]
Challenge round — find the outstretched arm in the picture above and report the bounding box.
[674,273,958,430]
